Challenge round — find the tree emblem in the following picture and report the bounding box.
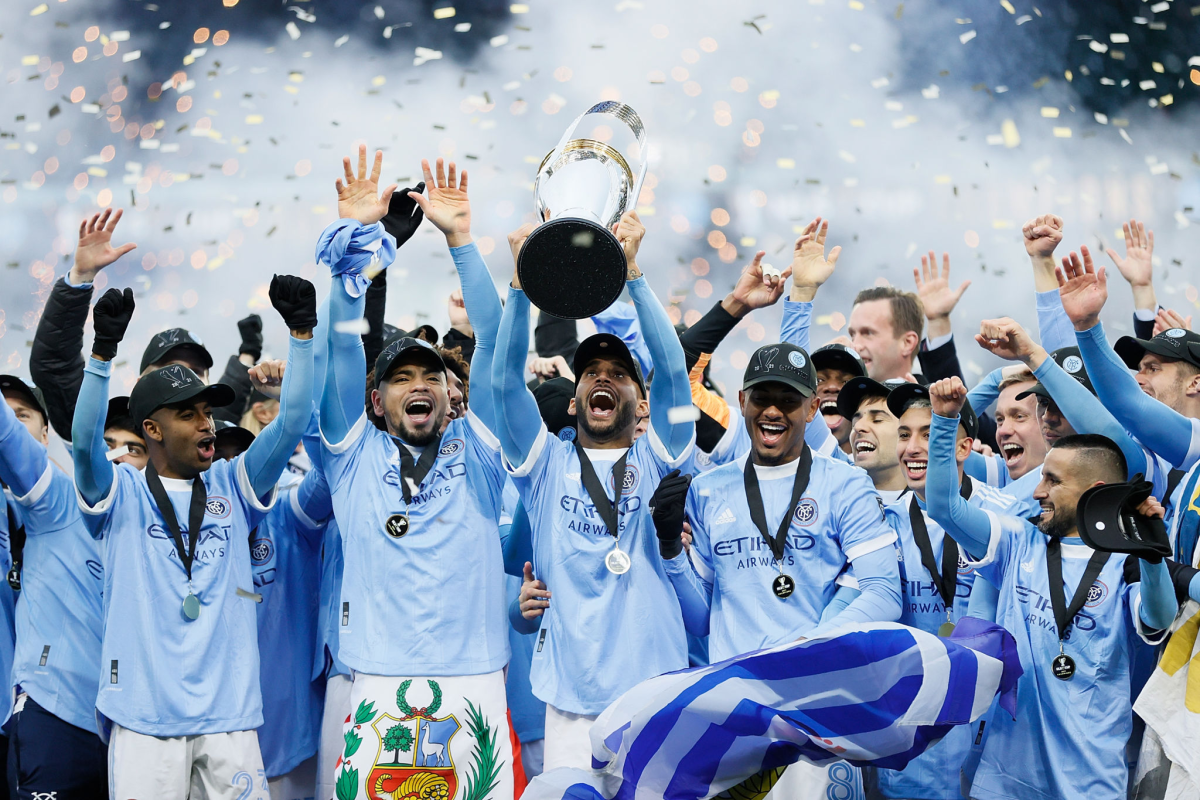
[382,723,414,764]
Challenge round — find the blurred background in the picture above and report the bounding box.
[0,0,1198,396]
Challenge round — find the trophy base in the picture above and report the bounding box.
[518,218,627,320]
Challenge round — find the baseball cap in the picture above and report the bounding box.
[1016,346,1096,402]
[742,343,817,397]
[374,336,447,388]
[835,376,907,421]
[811,343,866,380]
[533,377,575,436]
[886,382,979,440]
[1114,328,1200,371]
[103,395,142,437]
[1076,476,1171,560]
[214,420,256,456]
[128,365,235,426]
[382,323,439,347]
[572,333,647,397]
[140,328,214,374]
[0,375,47,422]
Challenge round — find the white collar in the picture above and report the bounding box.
[583,446,629,461]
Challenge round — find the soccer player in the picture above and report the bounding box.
[654,342,899,799]
[0,375,106,796]
[835,377,907,502]
[319,150,513,800]
[992,371,1049,482]
[71,274,316,798]
[493,207,695,772]
[925,376,1178,800]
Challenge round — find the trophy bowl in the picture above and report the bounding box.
[518,101,649,320]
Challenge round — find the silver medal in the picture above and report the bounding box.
[605,546,632,575]
[182,592,201,621]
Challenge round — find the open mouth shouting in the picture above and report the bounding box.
[853,438,877,461]
[1001,441,1025,468]
[197,435,216,462]
[903,458,927,482]
[819,399,844,429]
[757,420,788,448]
[588,386,618,420]
[404,395,435,426]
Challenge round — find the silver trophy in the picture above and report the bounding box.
[518,101,649,319]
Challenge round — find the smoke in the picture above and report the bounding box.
[0,0,1196,397]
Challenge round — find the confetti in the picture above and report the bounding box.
[959,30,976,44]
[667,405,701,424]
[29,4,48,16]
[434,7,456,19]
[285,22,300,40]
[1052,127,1072,138]
[122,50,142,62]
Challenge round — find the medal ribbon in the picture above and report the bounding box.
[908,476,973,611]
[574,441,630,540]
[1045,537,1109,643]
[145,461,207,582]
[393,432,444,505]
[743,446,813,563]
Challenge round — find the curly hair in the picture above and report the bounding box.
[363,346,470,431]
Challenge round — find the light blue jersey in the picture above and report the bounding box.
[315,519,348,680]
[0,495,16,726]
[876,480,1022,800]
[10,465,104,733]
[79,457,273,737]
[253,473,327,777]
[321,412,508,676]
[679,452,896,663]
[701,401,851,472]
[967,516,1159,800]
[509,424,694,715]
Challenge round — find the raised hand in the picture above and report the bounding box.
[725,251,792,317]
[613,210,646,279]
[974,317,1047,369]
[91,287,136,361]
[519,562,551,619]
[789,217,841,302]
[409,158,471,248]
[1153,308,1193,337]
[1057,246,1108,331]
[1022,214,1064,259]
[447,288,472,337]
[914,250,970,339]
[1106,218,1154,288]
[72,209,137,284]
[248,359,285,401]
[529,355,574,382]
[336,144,397,226]
[237,314,263,362]
[381,180,426,247]
[507,222,535,289]
[928,376,968,418]
[268,274,318,336]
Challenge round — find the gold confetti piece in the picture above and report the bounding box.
[776,158,795,168]
[245,114,263,124]
[1160,94,1174,105]
[510,3,529,12]
[1052,126,1071,138]
[838,150,856,163]
[934,175,951,184]
[21,55,39,66]
[740,237,756,246]
[1001,119,1020,147]
[1000,0,1015,12]
[30,4,48,16]
[1032,76,1049,88]
[848,0,864,9]
[1064,69,1072,81]
[992,220,1013,229]
[850,119,866,127]
[1040,106,1059,117]
[434,6,456,18]
[372,75,386,86]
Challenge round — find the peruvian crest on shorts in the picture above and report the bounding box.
[335,679,504,800]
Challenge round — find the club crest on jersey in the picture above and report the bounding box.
[438,438,464,457]
[957,553,973,575]
[1085,579,1108,608]
[558,427,576,442]
[337,680,504,800]
[1062,355,1083,374]
[794,498,819,526]
[250,535,273,565]
[607,464,640,495]
[205,497,231,518]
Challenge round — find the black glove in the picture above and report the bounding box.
[269,275,318,332]
[91,287,135,360]
[237,314,263,361]
[381,181,425,248]
[650,469,692,559]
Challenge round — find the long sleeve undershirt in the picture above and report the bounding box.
[0,401,49,498]
[779,299,853,456]
[451,243,501,435]
[1036,290,1076,353]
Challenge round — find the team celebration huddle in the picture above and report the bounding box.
[2,122,1200,800]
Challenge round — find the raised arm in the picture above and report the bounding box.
[491,275,543,469]
[72,287,136,506]
[0,397,49,499]
[1021,214,1075,352]
[242,276,316,499]
[1105,218,1158,325]
[364,180,427,369]
[1058,246,1198,470]
[926,379,995,557]
[810,545,901,635]
[212,314,261,425]
[781,217,839,347]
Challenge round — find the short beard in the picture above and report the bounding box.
[578,399,637,443]
[392,413,445,447]
[1037,503,1076,538]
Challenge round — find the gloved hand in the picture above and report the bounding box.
[381,181,426,248]
[91,287,135,360]
[650,469,692,559]
[237,314,263,361]
[269,274,318,332]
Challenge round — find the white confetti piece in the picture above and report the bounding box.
[1150,162,1169,175]
[1119,128,1133,145]
[139,139,161,149]
[286,21,300,40]
[1110,32,1129,42]
[1149,0,1169,11]
[105,446,130,461]
[921,84,940,99]
[870,76,889,89]
[454,22,471,31]
[959,30,976,43]
[1089,40,1108,52]
[122,50,142,62]
[1139,79,1156,90]
[334,34,349,47]
[502,79,520,90]
[667,405,701,424]
[838,150,856,163]
[110,30,130,42]
[334,319,371,335]
[375,5,385,18]
[491,34,509,46]
[1094,112,1108,124]
[80,103,100,113]
[414,46,443,66]
[1016,14,1031,24]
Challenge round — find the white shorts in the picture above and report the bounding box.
[334,670,513,800]
[317,673,353,800]
[268,753,317,800]
[108,724,267,800]
[542,705,598,773]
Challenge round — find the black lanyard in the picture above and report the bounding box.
[1045,537,1110,642]
[392,433,443,504]
[145,461,207,582]
[743,447,813,562]
[909,476,973,607]
[574,440,629,539]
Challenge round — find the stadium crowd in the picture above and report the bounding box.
[0,144,1198,800]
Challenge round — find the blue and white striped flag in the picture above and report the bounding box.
[525,619,1020,800]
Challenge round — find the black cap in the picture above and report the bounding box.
[374,336,447,388]
[128,365,235,426]
[1016,346,1096,402]
[742,343,817,397]
[572,333,647,397]
[533,376,575,436]
[1076,476,1171,560]
[140,328,214,374]
[886,382,979,440]
[811,343,867,380]
[836,376,906,420]
[103,395,142,437]
[214,421,256,456]
[0,375,47,422]
[383,323,439,347]
[1114,328,1200,371]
